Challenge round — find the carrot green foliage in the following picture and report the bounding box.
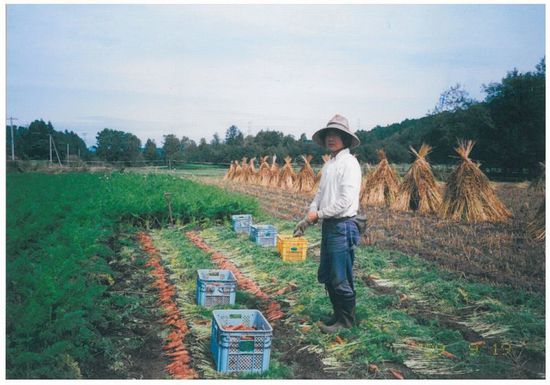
[6,172,258,378]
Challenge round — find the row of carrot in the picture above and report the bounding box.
[138,232,198,379]
[185,231,286,322]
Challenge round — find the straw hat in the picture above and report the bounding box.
[312,114,361,149]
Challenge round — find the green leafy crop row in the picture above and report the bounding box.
[6,172,258,378]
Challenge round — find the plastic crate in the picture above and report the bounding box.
[249,224,277,247]
[196,269,237,307]
[210,309,273,373]
[277,235,308,262]
[231,214,253,234]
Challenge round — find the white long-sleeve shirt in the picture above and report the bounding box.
[308,148,362,219]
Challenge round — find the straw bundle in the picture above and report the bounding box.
[528,200,545,241]
[268,155,280,187]
[295,155,316,193]
[359,163,373,201]
[232,160,243,182]
[439,140,511,222]
[257,156,271,186]
[313,154,331,191]
[392,144,441,214]
[245,157,257,184]
[223,161,236,180]
[278,156,296,191]
[360,149,400,207]
[234,158,248,183]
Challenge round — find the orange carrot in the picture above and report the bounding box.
[441,351,457,360]
[389,368,404,379]
[334,335,345,344]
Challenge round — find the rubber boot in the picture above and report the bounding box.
[319,295,355,334]
[321,286,340,326]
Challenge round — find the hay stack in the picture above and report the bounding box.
[223,161,236,180]
[392,144,441,214]
[439,140,511,222]
[278,156,296,191]
[295,155,316,193]
[313,154,331,191]
[234,157,248,183]
[528,200,545,241]
[232,160,243,182]
[268,155,280,187]
[257,156,271,186]
[360,150,400,207]
[246,157,257,184]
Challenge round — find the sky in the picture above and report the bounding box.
[5,3,546,148]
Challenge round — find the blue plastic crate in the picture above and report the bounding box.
[210,309,273,373]
[196,269,237,307]
[231,214,253,234]
[249,224,277,247]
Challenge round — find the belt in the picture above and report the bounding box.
[323,216,355,223]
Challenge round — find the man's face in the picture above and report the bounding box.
[325,130,345,153]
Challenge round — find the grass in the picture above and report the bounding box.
[6,172,258,379]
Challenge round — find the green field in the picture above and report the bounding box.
[5,172,545,379]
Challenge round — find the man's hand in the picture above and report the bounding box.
[293,211,318,237]
[306,210,319,223]
[293,219,309,237]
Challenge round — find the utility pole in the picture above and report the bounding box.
[7,117,17,160]
[67,143,69,165]
[49,135,53,164]
[49,134,62,166]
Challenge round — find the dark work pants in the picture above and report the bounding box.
[318,218,360,312]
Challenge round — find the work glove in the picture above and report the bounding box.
[293,218,311,237]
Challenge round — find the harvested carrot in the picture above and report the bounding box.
[224,323,256,331]
[368,364,379,373]
[389,368,404,379]
[441,351,457,360]
[334,335,345,344]
[139,232,197,380]
[275,286,291,295]
[186,231,288,326]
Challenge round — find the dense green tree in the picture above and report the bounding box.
[224,125,244,146]
[162,134,182,168]
[8,120,89,161]
[429,83,477,114]
[481,59,545,172]
[95,128,141,164]
[143,139,158,162]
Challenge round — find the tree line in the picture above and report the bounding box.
[6,58,544,175]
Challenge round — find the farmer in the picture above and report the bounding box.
[293,114,363,333]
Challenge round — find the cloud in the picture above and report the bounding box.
[6,4,545,147]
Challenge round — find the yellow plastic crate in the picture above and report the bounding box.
[277,235,308,262]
